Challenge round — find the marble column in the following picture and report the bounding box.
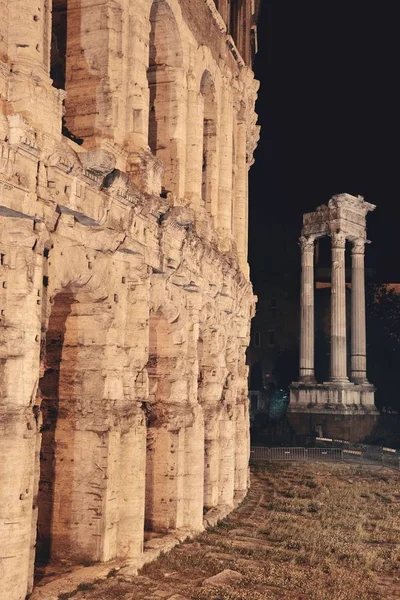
[330,232,348,383]
[351,238,368,383]
[299,236,315,382]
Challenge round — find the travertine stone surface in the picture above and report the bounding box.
[299,236,315,383]
[0,2,259,599]
[290,194,376,414]
[330,231,348,383]
[351,238,368,383]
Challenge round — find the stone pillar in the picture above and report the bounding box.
[218,407,235,507]
[234,402,249,503]
[233,118,248,273]
[117,421,146,559]
[183,407,204,531]
[217,85,234,248]
[203,410,220,509]
[351,238,368,383]
[7,0,49,78]
[185,82,204,210]
[330,232,348,383]
[145,426,185,532]
[299,236,315,382]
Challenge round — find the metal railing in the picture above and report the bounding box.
[250,447,344,462]
[250,443,400,470]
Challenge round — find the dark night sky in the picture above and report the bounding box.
[249,1,400,287]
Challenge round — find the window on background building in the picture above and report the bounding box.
[268,330,275,347]
[250,394,258,413]
[254,331,261,347]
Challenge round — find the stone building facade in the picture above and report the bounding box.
[0,1,260,598]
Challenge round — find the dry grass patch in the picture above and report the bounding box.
[70,463,400,600]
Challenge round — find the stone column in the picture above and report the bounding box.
[299,236,315,382]
[233,118,248,273]
[330,232,348,383]
[351,238,368,383]
[217,85,234,248]
[7,0,49,78]
[185,82,204,210]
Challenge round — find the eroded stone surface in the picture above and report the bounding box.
[0,2,259,599]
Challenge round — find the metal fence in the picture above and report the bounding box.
[250,447,344,463]
[250,443,400,470]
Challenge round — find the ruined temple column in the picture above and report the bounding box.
[330,232,348,383]
[351,238,368,383]
[299,236,315,382]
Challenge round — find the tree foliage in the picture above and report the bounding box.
[366,284,400,411]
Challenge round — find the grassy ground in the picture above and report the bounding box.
[62,463,400,600]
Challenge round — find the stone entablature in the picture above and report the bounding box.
[302,194,376,240]
[0,2,259,599]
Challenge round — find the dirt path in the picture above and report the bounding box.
[42,463,400,600]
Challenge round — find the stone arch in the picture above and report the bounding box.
[200,70,219,222]
[185,57,221,218]
[148,0,186,197]
[32,245,147,582]
[34,285,114,576]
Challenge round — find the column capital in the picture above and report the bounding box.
[299,235,315,252]
[331,231,346,249]
[351,238,366,255]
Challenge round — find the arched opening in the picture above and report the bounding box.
[50,0,83,144]
[34,288,110,580]
[148,0,184,196]
[229,0,240,42]
[200,71,218,221]
[51,0,67,91]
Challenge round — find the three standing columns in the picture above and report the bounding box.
[298,232,368,384]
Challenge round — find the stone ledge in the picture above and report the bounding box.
[287,404,379,416]
[290,381,376,392]
[29,532,189,600]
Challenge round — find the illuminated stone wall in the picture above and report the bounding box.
[0,1,259,598]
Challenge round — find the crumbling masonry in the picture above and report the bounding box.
[0,1,260,598]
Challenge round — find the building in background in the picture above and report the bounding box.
[0,2,260,598]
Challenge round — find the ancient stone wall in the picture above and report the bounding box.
[0,1,259,599]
